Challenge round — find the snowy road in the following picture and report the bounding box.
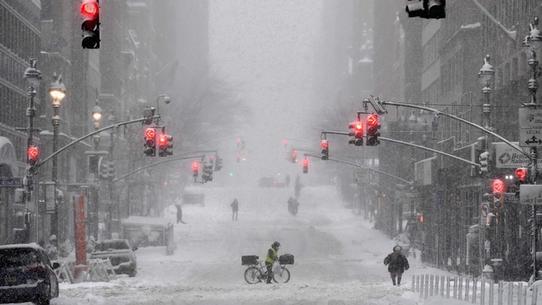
[49,185,449,305]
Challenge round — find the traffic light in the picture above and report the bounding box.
[202,163,214,183]
[348,120,364,146]
[99,160,115,180]
[214,156,223,171]
[192,161,200,178]
[81,0,100,49]
[144,128,156,156]
[142,107,156,125]
[405,0,445,19]
[491,178,506,195]
[479,151,489,175]
[320,139,329,160]
[302,158,309,174]
[291,149,298,163]
[366,114,381,146]
[158,133,173,157]
[515,168,528,183]
[27,145,40,169]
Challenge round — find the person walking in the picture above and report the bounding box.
[384,245,409,286]
[265,241,280,284]
[230,198,239,221]
[46,235,59,261]
[176,204,186,224]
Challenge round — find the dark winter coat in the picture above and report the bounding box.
[231,199,239,211]
[384,252,409,273]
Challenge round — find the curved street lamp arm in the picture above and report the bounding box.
[379,137,480,168]
[470,0,517,41]
[112,154,205,183]
[303,152,413,185]
[380,101,531,160]
[36,116,159,169]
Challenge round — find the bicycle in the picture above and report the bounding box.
[242,256,291,284]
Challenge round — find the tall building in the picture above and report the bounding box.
[373,0,542,279]
[0,0,41,244]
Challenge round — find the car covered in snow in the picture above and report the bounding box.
[90,239,138,277]
[0,243,60,305]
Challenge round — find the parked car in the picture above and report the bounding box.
[90,239,137,277]
[0,243,60,305]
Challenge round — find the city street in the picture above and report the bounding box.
[53,185,429,305]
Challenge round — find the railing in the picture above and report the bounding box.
[411,274,540,305]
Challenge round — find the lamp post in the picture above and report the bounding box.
[523,16,542,282]
[22,59,41,242]
[48,74,66,240]
[478,55,495,131]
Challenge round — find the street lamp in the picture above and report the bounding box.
[48,74,66,239]
[92,103,103,128]
[478,55,495,131]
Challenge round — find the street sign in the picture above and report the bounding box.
[519,108,542,147]
[0,177,23,188]
[494,142,529,168]
[520,185,542,205]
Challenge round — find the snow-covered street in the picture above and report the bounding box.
[47,185,449,305]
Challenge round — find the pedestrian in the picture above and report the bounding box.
[176,204,186,224]
[384,245,409,286]
[230,198,239,221]
[46,235,59,261]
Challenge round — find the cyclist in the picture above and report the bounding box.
[265,241,280,283]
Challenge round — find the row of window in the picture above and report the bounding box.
[0,5,40,63]
[0,51,29,90]
[0,85,26,131]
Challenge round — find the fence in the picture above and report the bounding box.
[411,274,540,305]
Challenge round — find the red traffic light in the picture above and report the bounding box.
[302,158,309,173]
[320,139,329,150]
[81,0,99,19]
[291,149,298,163]
[367,114,379,128]
[192,161,200,172]
[158,134,168,148]
[27,145,40,163]
[145,128,156,141]
[492,179,506,194]
[515,168,528,183]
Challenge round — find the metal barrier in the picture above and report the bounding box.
[54,261,74,284]
[87,259,116,282]
[411,274,540,305]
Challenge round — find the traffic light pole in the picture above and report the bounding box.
[376,101,532,160]
[320,131,481,168]
[304,153,413,185]
[35,115,159,170]
[112,154,207,183]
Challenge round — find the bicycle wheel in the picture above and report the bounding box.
[273,266,290,283]
[244,266,261,284]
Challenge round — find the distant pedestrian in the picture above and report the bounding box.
[231,198,239,221]
[46,235,58,261]
[176,204,186,224]
[384,245,409,286]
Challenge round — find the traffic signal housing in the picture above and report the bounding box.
[214,156,223,171]
[202,163,214,183]
[479,151,489,175]
[81,0,100,49]
[348,120,364,146]
[320,139,329,160]
[192,161,200,178]
[144,128,156,156]
[302,158,309,174]
[405,0,445,19]
[27,145,40,171]
[291,149,298,163]
[366,114,381,146]
[158,133,173,157]
[515,168,528,184]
